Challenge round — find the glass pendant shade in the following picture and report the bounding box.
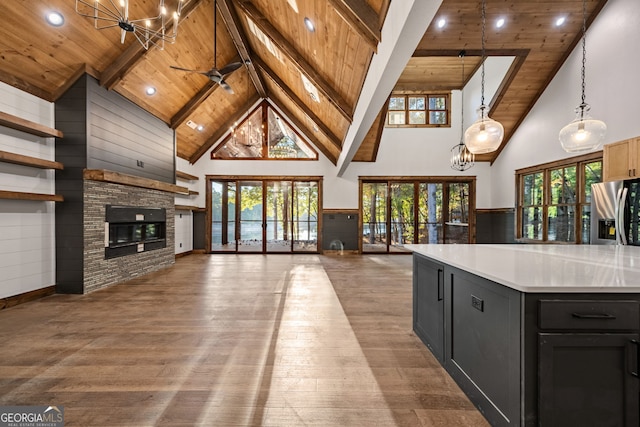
[464,105,504,154]
[451,141,475,171]
[559,104,607,153]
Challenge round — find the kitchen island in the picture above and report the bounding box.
[406,244,640,427]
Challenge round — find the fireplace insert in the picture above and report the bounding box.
[105,205,166,259]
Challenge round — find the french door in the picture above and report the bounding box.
[361,178,475,253]
[208,177,320,253]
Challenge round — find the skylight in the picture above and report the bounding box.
[301,73,320,103]
[247,17,283,63]
[287,0,299,13]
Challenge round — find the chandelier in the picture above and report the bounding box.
[558,0,606,152]
[451,50,474,171]
[464,0,504,154]
[75,0,184,50]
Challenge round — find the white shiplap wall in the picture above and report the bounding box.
[0,82,57,299]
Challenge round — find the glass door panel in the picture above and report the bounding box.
[362,182,388,252]
[445,183,470,243]
[266,181,292,252]
[238,181,264,252]
[292,181,318,252]
[390,183,415,252]
[211,181,237,252]
[418,183,443,244]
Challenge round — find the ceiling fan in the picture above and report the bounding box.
[170,0,242,94]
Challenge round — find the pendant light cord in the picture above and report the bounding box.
[580,0,587,108]
[480,0,486,108]
[460,51,465,143]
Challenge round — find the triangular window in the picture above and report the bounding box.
[211,101,318,160]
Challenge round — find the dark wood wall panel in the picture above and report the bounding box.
[87,76,175,183]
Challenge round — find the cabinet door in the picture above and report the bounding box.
[604,139,633,182]
[538,333,640,427]
[413,255,445,362]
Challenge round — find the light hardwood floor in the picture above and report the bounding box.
[0,254,489,426]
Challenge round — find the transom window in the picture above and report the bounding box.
[387,94,450,127]
[516,152,602,243]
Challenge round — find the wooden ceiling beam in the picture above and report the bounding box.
[236,0,353,123]
[100,0,205,90]
[217,0,266,98]
[187,93,262,163]
[253,56,342,151]
[170,55,242,129]
[268,97,338,165]
[328,0,381,52]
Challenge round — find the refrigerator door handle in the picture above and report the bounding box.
[617,187,628,245]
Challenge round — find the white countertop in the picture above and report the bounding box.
[405,244,640,293]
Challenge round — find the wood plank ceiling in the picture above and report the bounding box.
[0,0,608,166]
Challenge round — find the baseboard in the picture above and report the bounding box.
[323,250,359,255]
[175,250,193,259]
[0,286,56,311]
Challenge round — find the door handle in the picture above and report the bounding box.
[629,340,639,378]
[437,268,444,301]
[571,312,616,320]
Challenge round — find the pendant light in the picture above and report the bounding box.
[451,51,475,171]
[464,0,504,155]
[558,0,606,152]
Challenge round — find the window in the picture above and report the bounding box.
[516,153,602,244]
[386,94,450,127]
[211,101,318,160]
[208,177,320,253]
[360,177,475,253]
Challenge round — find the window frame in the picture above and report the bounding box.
[359,176,476,253]
[386,93,451,128]
[516,151,602,244]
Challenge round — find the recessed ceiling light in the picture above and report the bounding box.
[197,125,204,132]
[46,11,64,27]
[437,18,446,29]
[555,16,566,26]
[496,18,505,28]
[304,17,315,32]
[145,86,157,96]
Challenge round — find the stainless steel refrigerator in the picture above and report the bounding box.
[591,179,640,245]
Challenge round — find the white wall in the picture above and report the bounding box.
[174,209,193,254]
[0,82,56,299]
[491,0,640,208]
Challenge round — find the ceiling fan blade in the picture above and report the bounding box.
[219,80,234,94]
[218,61,243,76]
[170,65,210,74]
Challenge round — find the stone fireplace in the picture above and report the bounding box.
[81,180,175,294]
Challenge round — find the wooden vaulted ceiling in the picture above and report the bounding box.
[0,0,608,167]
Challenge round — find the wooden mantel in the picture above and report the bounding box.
[0,111,63,138]
[84,169,189,195]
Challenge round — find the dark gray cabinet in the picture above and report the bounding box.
[412,252,640,427]
[413,255,445,362]
[445,267,521,426]
[539,333,639,426]
[537,298,640,427]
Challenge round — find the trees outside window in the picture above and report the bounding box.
[516,153,602,244]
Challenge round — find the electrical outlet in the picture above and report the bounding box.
[179,243,182,248]
[471,295,484,312]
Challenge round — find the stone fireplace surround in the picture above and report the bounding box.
[83,179,175,294]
